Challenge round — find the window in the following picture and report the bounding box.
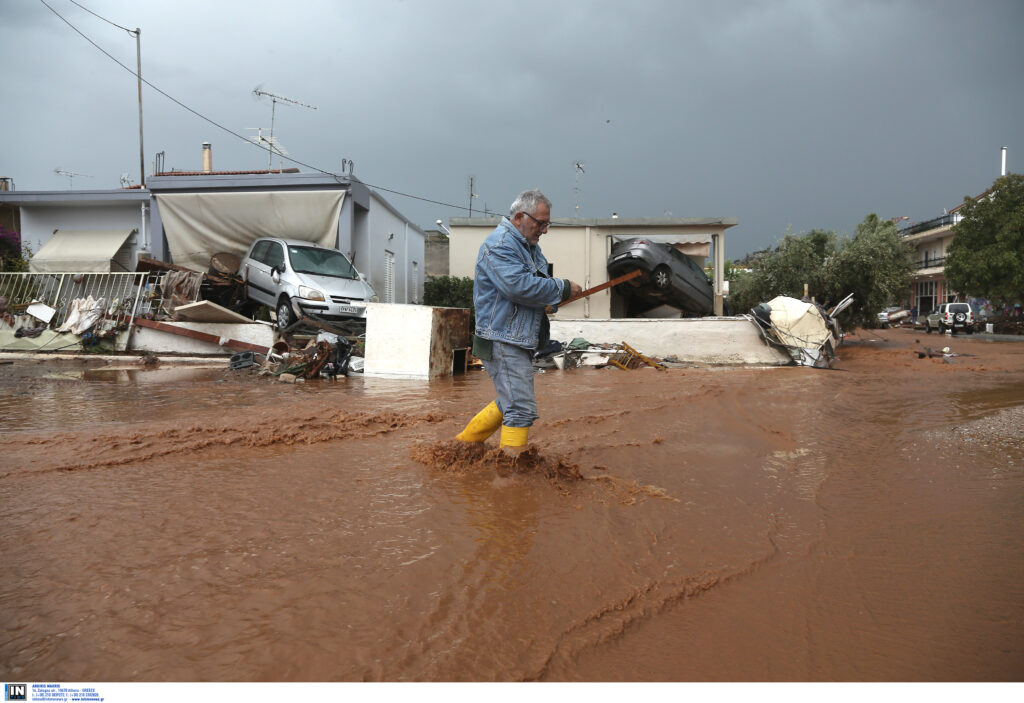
[384,250,395,304]
[264,242,285,269]
[251,240,272,264]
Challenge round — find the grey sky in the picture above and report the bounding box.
[2,0,1022,258]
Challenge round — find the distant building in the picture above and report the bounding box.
[900,190,989,314]
[903,148,1011,314]
[423,228,450,277]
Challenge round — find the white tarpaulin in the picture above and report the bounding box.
[29,229,135,273]
[156,190,345,271]
[766,296,832,348]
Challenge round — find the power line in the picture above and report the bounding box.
[38,0,503,219]
[66,0,134,35]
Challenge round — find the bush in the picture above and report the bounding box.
[0,225,30,272]
[423,275,474,310]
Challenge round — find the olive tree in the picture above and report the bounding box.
[829,214,914,328]
[729,215,913,329]
[728,229,838,314]
[945,173,1024,305]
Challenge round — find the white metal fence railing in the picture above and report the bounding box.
[0,271,161,330]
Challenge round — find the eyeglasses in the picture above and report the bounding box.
[522,212,551,229]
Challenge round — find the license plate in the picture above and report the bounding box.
[613,253,630,261]
[338,305,364,315]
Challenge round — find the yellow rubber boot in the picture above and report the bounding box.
[498,425,529,450]
[455,401,503,442]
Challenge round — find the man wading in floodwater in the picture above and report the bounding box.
[455,189,583,453]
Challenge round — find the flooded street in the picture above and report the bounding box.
[2,329,1023,681]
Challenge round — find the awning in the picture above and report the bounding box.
[29,229,136,273]
[610,233,712,258]
[156,190,345,271]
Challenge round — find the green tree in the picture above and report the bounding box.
[728,228,838,314]
[728,215,913,328]
[945,173,1024,305]
[829,214,914,328]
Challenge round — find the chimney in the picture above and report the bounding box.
[202,142,212,173]
[1002,146,1007,176]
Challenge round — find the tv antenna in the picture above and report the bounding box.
[55,168,93,189]
[246,128,290,166]
[252,86,317,169]
[573,161,585,213]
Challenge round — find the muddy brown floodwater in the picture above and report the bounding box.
[1,328,1023,682]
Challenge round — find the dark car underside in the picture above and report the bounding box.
[606,238,715,316]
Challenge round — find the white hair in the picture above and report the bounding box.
[509,189,551,219]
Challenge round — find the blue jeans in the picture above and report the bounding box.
[482,341,537,428]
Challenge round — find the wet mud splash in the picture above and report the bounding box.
[410,439,676,504]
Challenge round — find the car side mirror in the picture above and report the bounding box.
[271,267,281,284]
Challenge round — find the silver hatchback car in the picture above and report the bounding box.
[238,237,377,331]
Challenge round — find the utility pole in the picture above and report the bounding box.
[133,27,144,187]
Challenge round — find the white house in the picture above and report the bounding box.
[447,215,737,317]
[0,152,425,304]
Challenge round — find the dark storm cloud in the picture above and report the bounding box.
[2,0,1022,257]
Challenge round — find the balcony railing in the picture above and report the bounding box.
[900,214,953,237]
[914,257,945,270]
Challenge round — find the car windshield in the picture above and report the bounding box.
[287,246,358,279]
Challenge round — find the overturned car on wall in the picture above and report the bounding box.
[606,237,716,317]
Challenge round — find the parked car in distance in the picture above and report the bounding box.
[606,237,715,316]
[924,301,975,334]
[877,306,903,328]
[238,237,377,331]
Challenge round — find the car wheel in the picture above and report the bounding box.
[651,265,671,290]
[925,324,932,334]
[276,297,295,331]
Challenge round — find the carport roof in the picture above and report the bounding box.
[0,189,150,206]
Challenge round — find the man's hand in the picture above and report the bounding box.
[569,280,584,299]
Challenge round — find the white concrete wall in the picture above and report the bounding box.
[129,322,275,355]
[549,317,791,366]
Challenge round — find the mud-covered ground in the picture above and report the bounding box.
[1,328,1022,681]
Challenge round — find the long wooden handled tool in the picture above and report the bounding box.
[547,268,643,312]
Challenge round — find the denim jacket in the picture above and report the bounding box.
[473,217,570,350]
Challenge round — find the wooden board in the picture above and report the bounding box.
[173,300,255,324]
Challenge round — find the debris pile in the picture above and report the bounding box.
[748,293,854,368]
[532,337,669,371]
